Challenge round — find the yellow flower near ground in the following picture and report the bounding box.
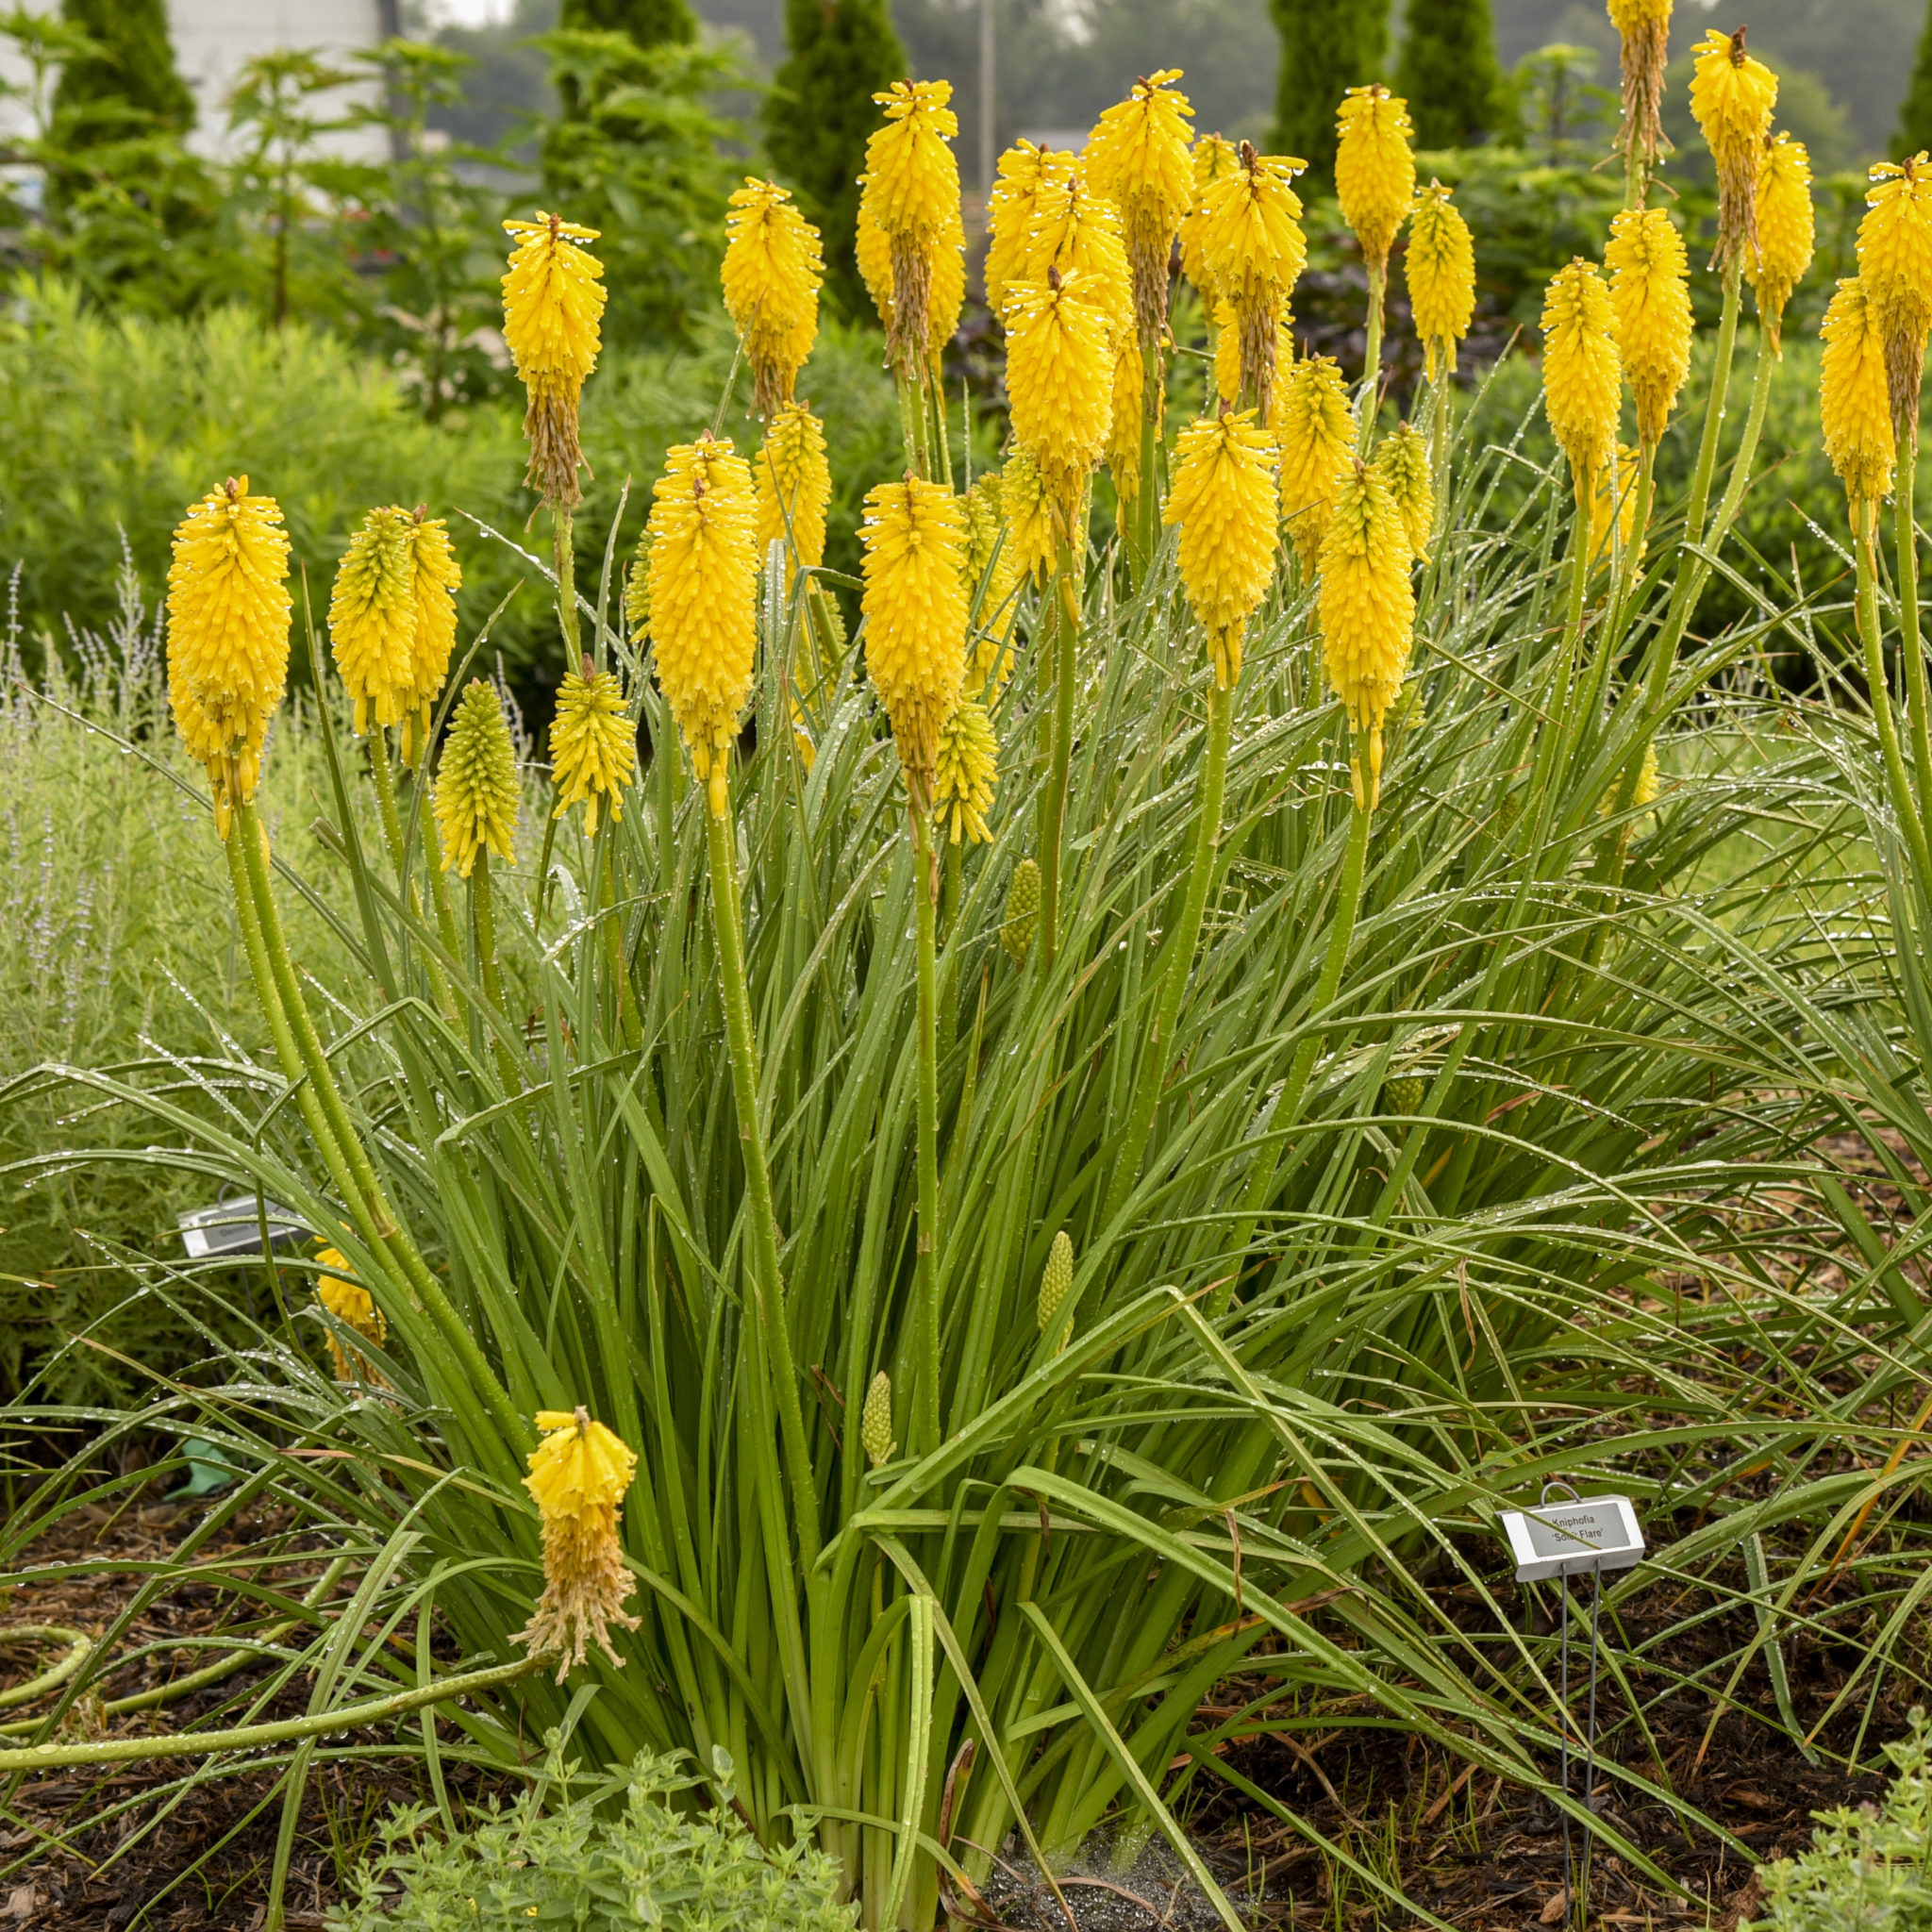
[933,697,999,844]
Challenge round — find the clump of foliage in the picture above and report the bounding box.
[1271,0,1388,186]
[1396,0,1507,148]
[1748,1712,1932,1932]
[332,1740,857,1932]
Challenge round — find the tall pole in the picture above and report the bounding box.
[979,0,995,194]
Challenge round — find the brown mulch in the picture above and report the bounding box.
[0,1474,1913,1929]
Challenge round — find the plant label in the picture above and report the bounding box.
[1500,1495,1644,1581]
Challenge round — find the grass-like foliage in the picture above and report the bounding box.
[9,340,1930,1930]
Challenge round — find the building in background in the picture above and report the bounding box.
[0,0,399,156]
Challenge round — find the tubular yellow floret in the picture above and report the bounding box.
[722,177,824,418]
[756,401,831,569]
[933,696,999,844]
[1607,0,1673,167]
[1540,258,1623,493]
[166,475,291,837]
[1605,207,1691,448]
[1163,408,1280,689]
[1335,85,1415,276]
[1689,28,1776,269]
[1085,68,1195,340]
[859,477,970,796]
[549,666,636,838]
[1003,271,1116,516]
[1750,133,1813,352]
[1199,142,1308,416]
[647,437,758,816]
[987,142,1075,318]
[1180,133,1241,310]
[502,214,607,509]
[1588,443,1641,572]
[514,1407,641,1681]
[1858,153,1932,425]
[1274,355,1354,573]
[1821,275,1896,508]
[1405,181,1475,381]
[1372,421,1434,563]
[1024,164,1135,348]
[434,678,520,877]
[1319,460,1416,809]
[329,507,415,738]
[313,1245,386,1384]
[401,513,461,767]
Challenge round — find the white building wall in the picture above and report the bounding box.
[0,0,395,158]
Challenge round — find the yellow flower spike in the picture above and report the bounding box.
[1540,258,1623,495]
[1588,443,1641,573]
[961,472,1022,698]
[502,214,607,509]
[756,401,832,570]
[862,80,961,373]
[1180,133,1241,312]
[328,507,416,739]
[1025,164,1136,347]
[722,177,824,418]
[1199,142,1307,417]
[1605,207,1691,450]
[434,678,520,878]
[858,476,970,800]
[1821,276,1896,508]
[313,1245,386,1385]
[400,513,461,768]
[1038,1228,1074,1350]
[1335,84,1416,278]
[166,476,291,838]
[549,665,636,838]
[1319,460,1416,811]
[933,696,999,844]
[1858,154,1932,425]
[1750,133,1814,353]
[1214,297,1291,408]
[1274,355,1354,574]
[1372,421,1434,563]
[1002,858,1041,967]
[860,1372,897,1469]
[514,1407,641,1681]
[1085,68,1196,340]
[1607,0,1673,170]
[1003,270,1116,518]
[646,437,759,817]
[999,449,1059,587]
[1108,332,1145,520]
[1405,181,1475,383]
[987,142,1076,318]
[1164,408,1280,690]
[1689,28,1777,270]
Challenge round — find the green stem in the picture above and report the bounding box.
[369,730,457,1022]
[468,850,524,1091]
[604,835,642,1051]
[1359,263,1385,452]
[1857,495,1932,892]
[1038,513,1081,969]
[0,1654,546,1773]
[555,506,583,669]
[1131,338,1162,584]
[231,801,525,1459]
[703,796,821,1568]
[1528,492,1594,817]
[1897,423,1932,855]
[912,804,942,1455]
[1102,677,1233,1231]
[1429,373,1451,548]
[1212,787,1372,1315]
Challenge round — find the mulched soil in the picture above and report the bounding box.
[0,1485,1905,1931]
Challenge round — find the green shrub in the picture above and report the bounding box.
[331,1740,857,1932]
[1748,1712,1932,1932]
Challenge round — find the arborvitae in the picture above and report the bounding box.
[768,0,907,316]
[53,0,195,145]
[1396,0,1505,149]
[557,0,698,117]
[1902,0,1932,157]
[1271,0,1388,188]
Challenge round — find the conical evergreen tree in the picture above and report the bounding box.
[556,0,698,118]
[53,0,194,146]
[1271,0,1388,187]
[1902,0,1932,156]
[767,0,906,316]
[1396,0,1504,149]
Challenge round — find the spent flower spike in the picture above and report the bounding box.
[1689,28,1776,269]
[1857,153,1932,426]
[1607,0,1673,172]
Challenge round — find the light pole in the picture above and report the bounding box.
[979,0,994,194]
